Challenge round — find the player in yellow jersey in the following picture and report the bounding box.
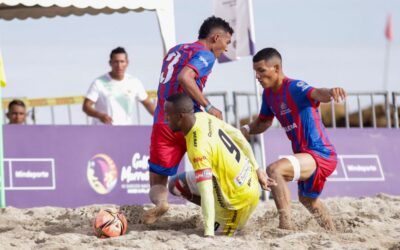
[164,93,277,237]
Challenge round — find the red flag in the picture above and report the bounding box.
[385,14,393,41]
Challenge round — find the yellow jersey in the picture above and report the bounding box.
[185,112,260,210]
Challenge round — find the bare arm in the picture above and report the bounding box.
[178,66,222,119]
[311,87,346,103]
[240,117,273,140]
[82,98,112,124]
[141,97,155,116]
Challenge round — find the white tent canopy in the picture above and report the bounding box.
[0,0,176,53]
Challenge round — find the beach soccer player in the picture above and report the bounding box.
[165,93,277,236]
[143,16,234,224]
[241,48,346,230]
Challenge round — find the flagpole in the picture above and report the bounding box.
[247,0,268,201]
[0,49,6,208]
[383,14,393,91]
[0,85,5,208]
[383,40,391,91]
[253,74,268,201]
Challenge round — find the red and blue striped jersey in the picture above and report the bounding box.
[259,77,336,160]
[154,42,216,124]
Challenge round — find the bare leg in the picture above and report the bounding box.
[168,172,201,206]
[267,163,294,230]
[299,195,335,231]
[142,172,170,224]
[266,154,318,230]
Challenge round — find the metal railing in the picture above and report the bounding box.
[3,91,157,125]
[343,91,391,128]
[393,92,400,129]
[204,91,229,122]
[3,96,88,125]
[232,91,257,128]
[4,90,399,128]
[232,91,398,129]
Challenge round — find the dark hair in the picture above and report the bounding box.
[166,93,194,113]
[253,48,282,63]
[8,99,26,110]
[198,16,234,39]
[110,47,128,60]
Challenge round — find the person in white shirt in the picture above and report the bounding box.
[83,47,155,125]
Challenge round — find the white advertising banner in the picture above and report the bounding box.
[213,0,256,62]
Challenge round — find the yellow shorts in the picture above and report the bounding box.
[170,171,259,236]
[214,197,259,236]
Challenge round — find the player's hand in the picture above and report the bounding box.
[99,113,113,124]
[256,168,277,191]
[240,127,251,141]
[329,87,346,103]
[208,106,223,120]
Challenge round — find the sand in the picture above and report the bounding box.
[1,193,400,250]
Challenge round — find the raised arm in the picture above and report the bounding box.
[311,87,346,103]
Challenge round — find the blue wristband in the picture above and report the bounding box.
[205,104,213,112]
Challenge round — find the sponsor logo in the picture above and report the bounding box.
[193,156,207,163]
[213,176,229,209]
[199,56,209,67]
[296,81,310,92]
[284,123,297,132]
[87,154,118,195]
[120,153,150,194]
[193,131,198,147]
[195,168,213,182]
[4,158,56,191]
[280,102,291,115]
[347,164,377,172]
[15,170,49,179]
[234,160,251,187]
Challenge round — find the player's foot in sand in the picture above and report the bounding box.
[142,202,169,224]
[278,209,295,230]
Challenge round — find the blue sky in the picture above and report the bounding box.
[0,0,399,124]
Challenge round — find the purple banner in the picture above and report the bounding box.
[263,128,400,198]
[3,126,184,208]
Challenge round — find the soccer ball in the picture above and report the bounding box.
[93,208,128,238]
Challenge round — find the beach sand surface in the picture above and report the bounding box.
[1,194,400,250]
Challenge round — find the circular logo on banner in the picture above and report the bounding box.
[87,154,118,194]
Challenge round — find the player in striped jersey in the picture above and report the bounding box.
[143,16,234,224]
[241,48,346,231]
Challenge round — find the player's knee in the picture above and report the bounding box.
[266,162,282,178]
[168,175,180,196]
[298,195,308,205]
[299,195,317,209]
